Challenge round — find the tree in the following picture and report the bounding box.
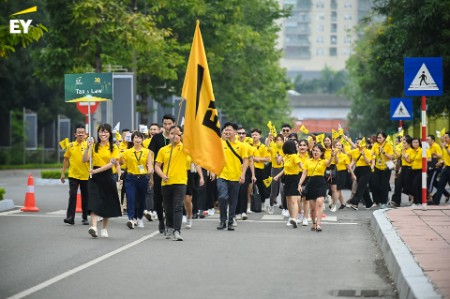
[293,66,348,94]
[345,0,450,135]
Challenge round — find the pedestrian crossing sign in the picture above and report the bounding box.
[404,57,443,96]
[390,98,413,120]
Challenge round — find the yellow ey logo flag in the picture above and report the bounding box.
[182,21,225,175]
[299,124,309,135]
[59,138,69,150]
[315,133,325,146]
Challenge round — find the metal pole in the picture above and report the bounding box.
[398,120,403,132]
[88,103,92,178]
[421,96,427,210]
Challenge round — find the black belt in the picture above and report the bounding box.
[127,173,149,178]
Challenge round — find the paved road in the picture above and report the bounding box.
[0,170,397,299]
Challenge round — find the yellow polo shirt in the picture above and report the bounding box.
[324,148,335,165]
[219,139,249,181]
[252,142,269,169]
[142,137,152,149]
[155,142,189,185]
[92,143,120,167]
[64,141,89,180]
[372,142,394,170]
[303,158,327,176]
[349,148,373,167]
[411,148,431,170]
[121,147,151,175]
[284,154,301,175]
[335,152,350,171]
[443,144,450,166]
[269,142,284,169]
[402,148,413,167]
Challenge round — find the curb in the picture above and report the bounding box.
[371,210,442,299]
[0,199,15,212]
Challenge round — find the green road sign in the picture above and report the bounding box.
[64,73,113,102]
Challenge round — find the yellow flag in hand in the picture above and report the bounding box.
[398,129,404,137]
[386,135,393,145]
[267,121,277,137]
[115,131,121,141]
[182,21,225,175]
[338,128,344,137]
[316,133,325,146]
[359,137,367,147]
[440,128,446,138]
[299,124,309,135]
[263,176,273,188]
[59,138,69,150]
[332,129,339,140]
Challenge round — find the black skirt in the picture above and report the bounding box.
[284,174,300,196]
[336,170,348,190]
[88,169,122,218]
[305,176,327,200]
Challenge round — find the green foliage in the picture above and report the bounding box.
[294,67,348,94]
[0,163,61,170]
[345,0,450,136]
[41,169,66,179]
[0,188,5,200]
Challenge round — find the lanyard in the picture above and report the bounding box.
[134,151,143,163]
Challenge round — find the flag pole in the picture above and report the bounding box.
[165,98,186,176]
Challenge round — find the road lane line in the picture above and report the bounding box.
[5,230,160,299]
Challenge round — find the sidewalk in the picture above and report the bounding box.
[372,205,450,299]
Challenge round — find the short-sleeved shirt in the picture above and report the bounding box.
[335,152,350,171]
[324,148,335,165]
[64,141,89,180]
[429,142,443,162]
[219,139,249,181]
[92,143,120,167]
[252,142,269,169]
[410,147,431,170]
[284,154,301,175]
[155,142,189,186]
[303,158,327,177]
[443,143,450,166]
[297,152,309,169]
[372,142,394,170]
[402,148,413,167]
[142,137,152,149]
[269,143,284,169]
[349,148,372,167]
[121,147,151,175]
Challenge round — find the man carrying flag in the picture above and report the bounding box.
[181,21,225,175]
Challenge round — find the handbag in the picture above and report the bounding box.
[385,160,395,170]
[251,185,262,213]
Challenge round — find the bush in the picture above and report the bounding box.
[0,188,5,200]
[41,170,66,179]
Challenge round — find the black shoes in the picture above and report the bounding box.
[81,219,89,225]
[158,221,165,234]
[63,218,75,225]
[217,222,227,230]
[227,223,235,231]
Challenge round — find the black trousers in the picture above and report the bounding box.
[432,166,450,204]
[254,168,268,203]
[67,178,88,220]
[162,184,186,232]
[237,169,251,214]
[153,174,165,226]
[391,167,406,206]
[350,166,373,208]
[371,168,391,205]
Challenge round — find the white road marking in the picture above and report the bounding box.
[5,230,160,299]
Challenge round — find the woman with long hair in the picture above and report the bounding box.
[405,137,431,205]
[333,140,356,210]
[297,139,311,226]
[298,144,332,232]
[267,134,285,215]
[83,124,122,238]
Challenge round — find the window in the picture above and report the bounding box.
[344,35,352,44]
[329,47,337,56]
[317,13,325,21]
[330,35,337,45]
[331,23,337,33]
[344,14,352,21]
[316,1,325,8]
[331,11,337,22]
[344,2,353,8]
[317,24,324,32]
[316,36,324,44]
[316,48,324,56]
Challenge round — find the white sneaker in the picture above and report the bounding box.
[88,226,98,238]
[136,218,144,228]
[152,211,158,220]
[330,204,337,212]
[267,206,274,215]
[297,213,303,222]
[185,219,192,229]
[98,217,103,222]
[100,229,108,238]
[242,212,248,220]
[302,218,308,226]
[289,218,298,228]
[232,217,238,227]
[208,208,215,216]
[282,209,289,218]
[246,209,253,214]
[126,220,135,229]
[182,215,187,223]
[286,220,292,227]
[236,214,242,220]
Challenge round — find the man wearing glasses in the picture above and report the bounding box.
[281,124,292,140]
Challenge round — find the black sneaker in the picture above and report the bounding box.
[81,219,89,225]
[144,212,153,222]
[158,222,165,234]
[217,222,226,230]
[338,204,346,210]
[63,218,75,225]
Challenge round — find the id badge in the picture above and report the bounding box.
[377,159,382,165]
[138,164,145,174]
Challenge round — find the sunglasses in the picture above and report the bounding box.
[237,132,246,135]
[282,129,290,132]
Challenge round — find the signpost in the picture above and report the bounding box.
[390,98,413,131]
[404,57,443,209]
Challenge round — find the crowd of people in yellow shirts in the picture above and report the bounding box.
[60,116,450,239]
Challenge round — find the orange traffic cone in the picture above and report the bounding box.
[75,187,82,213]
[21,174,39,212]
